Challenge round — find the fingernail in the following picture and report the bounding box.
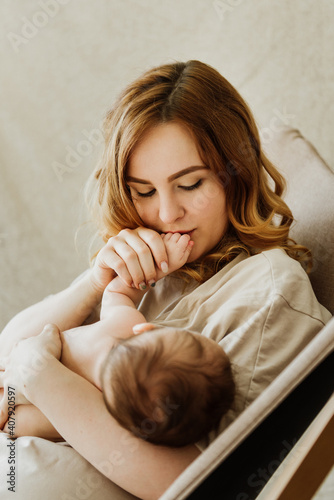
[161,261,168,273]
[148,279,156,288]
[139,281,147,290]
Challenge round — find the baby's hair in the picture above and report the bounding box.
[101,328,235,447]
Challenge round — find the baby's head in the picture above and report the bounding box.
[101,328,235,447]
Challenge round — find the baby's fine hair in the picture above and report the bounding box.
[101,328,235,447]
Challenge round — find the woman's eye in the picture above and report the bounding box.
[131,179,203,198]
[136,188,156,198]
[180,179,203,191]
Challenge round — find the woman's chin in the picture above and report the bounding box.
[186,250,200,263]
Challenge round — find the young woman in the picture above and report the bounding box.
[0,60,331,499]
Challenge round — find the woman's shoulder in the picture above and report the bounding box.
[202,248,303,297]
[219,248,308,291]
[250,248,314,295]
[141,248,331,326]
[221,248,330,321]
[229,247,304,279]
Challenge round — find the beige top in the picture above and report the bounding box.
[138,249,332,450]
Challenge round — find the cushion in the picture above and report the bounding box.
[263,127,334,314]
[0,436,140,500]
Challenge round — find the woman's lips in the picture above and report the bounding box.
[166,229,195,237]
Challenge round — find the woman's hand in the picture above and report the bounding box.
[90,227,169,292]
[0,324,61,428]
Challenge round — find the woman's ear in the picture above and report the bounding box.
[132,323,156,335]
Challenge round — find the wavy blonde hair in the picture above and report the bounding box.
[86,60,311,282]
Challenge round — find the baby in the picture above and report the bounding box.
[101,327,235,447]
[3,234,235,446]
[97,232,235,447]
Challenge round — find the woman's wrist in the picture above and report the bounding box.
[60,270,105,329]
[78,270,105,308]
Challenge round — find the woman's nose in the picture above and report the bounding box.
[158,194,185,224]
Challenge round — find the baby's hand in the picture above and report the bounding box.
[157,233,193,279]
[100,233,193,318]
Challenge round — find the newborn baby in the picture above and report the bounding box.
[99,233,235,446]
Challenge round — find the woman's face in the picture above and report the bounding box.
[127,122,228,262]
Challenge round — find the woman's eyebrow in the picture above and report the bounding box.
[126,166,209,184]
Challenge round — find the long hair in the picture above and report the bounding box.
[86,60,311,282]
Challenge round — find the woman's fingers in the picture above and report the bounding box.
[95,228,169,289]
[136,228,169,273]
[133,323,157,335]
[111,238,149,286]
[97,241,137,288]
[39,324,62,360]
[116,231,157,285]
[0,357,8,371]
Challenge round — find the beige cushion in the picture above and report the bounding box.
[263,127,334,314]
[0,436,140,500]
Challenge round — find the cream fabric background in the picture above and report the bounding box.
[1,0,333,330]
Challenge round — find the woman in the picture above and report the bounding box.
[0,60,331,499]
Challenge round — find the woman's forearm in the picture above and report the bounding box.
[27,360,200,500]
[0,271,102,356]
